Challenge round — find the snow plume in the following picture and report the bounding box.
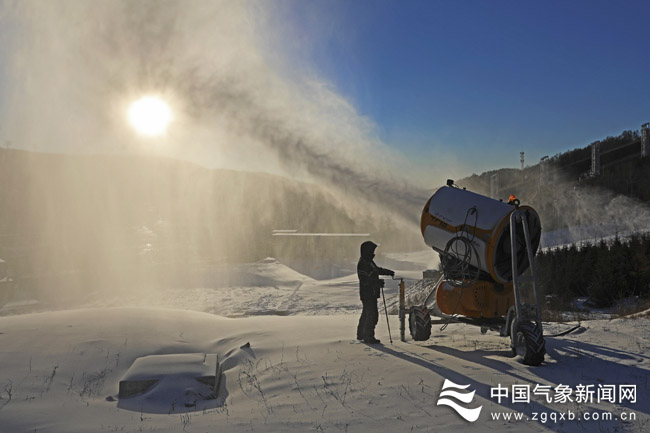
[540,185,650,247]
[0,0,429,224]
[461,169,650,248]
[0,0,431,305]
[496,168,650,247]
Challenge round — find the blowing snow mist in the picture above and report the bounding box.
[0,0,432,305]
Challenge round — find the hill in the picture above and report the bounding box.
[457,129,650,235]
[0,149,420,299]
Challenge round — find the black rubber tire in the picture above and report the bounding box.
[511,319,546,366]
[409,306,432,341]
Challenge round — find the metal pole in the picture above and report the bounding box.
[399,279,405,342]
[521,214,543,329]
[381,284,393,345]
[510,211,522,321]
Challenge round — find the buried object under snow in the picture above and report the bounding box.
[117,353,222,413]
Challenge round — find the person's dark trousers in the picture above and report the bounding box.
[357,298,379,340]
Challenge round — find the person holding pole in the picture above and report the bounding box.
[356,241,394,344]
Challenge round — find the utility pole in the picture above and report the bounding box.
[642,123,649,158]
[490,173,499,199]
[539,156,549,186]
[591,141,601,176]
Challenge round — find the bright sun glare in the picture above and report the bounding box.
[127,96,172,136]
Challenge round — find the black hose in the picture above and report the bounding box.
[441,206,481,288]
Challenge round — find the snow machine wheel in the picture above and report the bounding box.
[409,306,432,341]
[510,319,545,366]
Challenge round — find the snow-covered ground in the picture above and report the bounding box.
[0,253,649,432]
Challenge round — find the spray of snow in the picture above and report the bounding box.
[0,0,430,224]
[0,0,440,305]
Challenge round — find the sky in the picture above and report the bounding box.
[262,0,650,171]
[0,0,649,179]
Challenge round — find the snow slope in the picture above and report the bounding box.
[1,308,648,432]
[0,255,649,432]
[43,257,365,317]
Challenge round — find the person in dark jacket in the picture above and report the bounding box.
[356,241,394,344]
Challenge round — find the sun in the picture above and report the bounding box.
[127,96,172,136]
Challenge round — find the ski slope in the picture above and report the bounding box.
[0,254,648,432]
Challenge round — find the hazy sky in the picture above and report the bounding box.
[1,0,649,179]
[264,0,650,171]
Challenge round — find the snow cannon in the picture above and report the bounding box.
[420,182,541,285]
[403,180,546,366]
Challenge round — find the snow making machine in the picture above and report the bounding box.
[398,180,546,366]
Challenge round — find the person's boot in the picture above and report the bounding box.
[363,337,381,344]
[356,322,365,341]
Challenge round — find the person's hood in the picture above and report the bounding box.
[360,241,378,259]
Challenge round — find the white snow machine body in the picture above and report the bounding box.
[400,180,546,366]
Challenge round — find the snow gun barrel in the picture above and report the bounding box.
[420,182,542,284]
